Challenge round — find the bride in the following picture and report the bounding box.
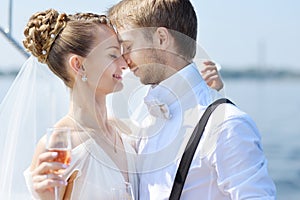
[0,9,137,199]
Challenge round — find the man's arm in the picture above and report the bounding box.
[213,115,276,199]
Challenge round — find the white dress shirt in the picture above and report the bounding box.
[137,63,276,199]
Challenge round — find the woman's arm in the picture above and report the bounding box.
[27,136,68,200]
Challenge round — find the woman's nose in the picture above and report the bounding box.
[119,57,129,70]
[121,64,128,70]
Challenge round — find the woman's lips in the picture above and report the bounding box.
[112,74,122,80]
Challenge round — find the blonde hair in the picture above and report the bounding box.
[108,0,198,61]
[23,9,112,88]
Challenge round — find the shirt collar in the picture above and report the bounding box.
[144,63,205,119]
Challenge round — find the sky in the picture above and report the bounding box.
[0,0,299,71]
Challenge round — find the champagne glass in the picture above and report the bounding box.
[111,182,135,200]
[46,127,72,200]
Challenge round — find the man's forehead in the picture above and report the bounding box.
[118,28,140,42]
[118,26,155,42]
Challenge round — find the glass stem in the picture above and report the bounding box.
[54,186,59,200]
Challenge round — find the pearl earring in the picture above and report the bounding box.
[81,74,87,82]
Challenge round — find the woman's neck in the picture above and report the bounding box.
[68,92,109,134]
[68,92,122,154]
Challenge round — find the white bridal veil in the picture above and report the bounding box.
[0,56,69,199]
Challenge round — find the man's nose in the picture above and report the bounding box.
[122,55,133,69]
[126,58,132,66]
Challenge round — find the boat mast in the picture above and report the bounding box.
[0,0,30,58]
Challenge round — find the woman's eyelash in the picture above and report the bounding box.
[109,54,118,59]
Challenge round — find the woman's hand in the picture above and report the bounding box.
[201,60,224,91]
[31,151,68,199]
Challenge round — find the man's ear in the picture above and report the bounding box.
[69,55,83,74]
[153,27,171,50]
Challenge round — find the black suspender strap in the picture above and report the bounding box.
[169,98,235,200]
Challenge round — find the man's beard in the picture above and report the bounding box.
[140,49,167,85]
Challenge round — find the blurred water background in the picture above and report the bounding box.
[1,73,299,199]
[225,78,300,200]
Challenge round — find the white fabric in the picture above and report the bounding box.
[24,136,138,199]
[0,56,69,199]
[138,63,276,199]
[144,94,171,119]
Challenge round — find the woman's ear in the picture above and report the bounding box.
[154,27,171,50]
[69,55,83,74]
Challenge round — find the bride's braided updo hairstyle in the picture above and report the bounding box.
[23,9,112,88]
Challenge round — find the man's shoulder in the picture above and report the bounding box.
[207,101,258,131]
[197,101,259,156]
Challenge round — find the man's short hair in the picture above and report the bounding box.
[108,0,198,61]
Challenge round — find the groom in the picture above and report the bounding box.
[108,0,276,199]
